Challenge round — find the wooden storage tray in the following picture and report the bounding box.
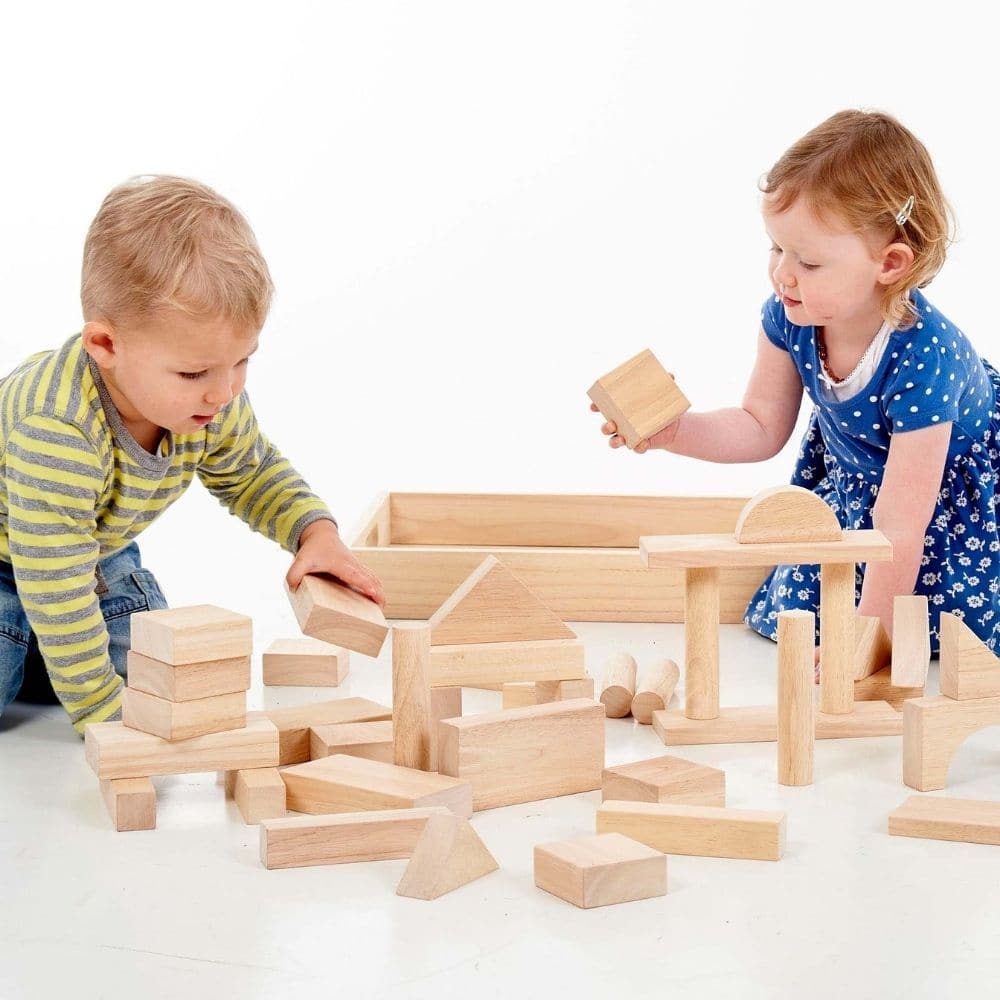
[351,493,771,624]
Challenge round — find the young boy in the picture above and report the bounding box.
[0,175,384,734]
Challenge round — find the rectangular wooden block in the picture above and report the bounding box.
[309,721,394,763]
[126,650,251,702]
[285,574,388,657]
[892,595,931,688]
[502,677,595,709]
[85,715,279,780]
[854,665,923,708]
[602,755,725,806]
[597,800,785,861]
[260,807,451,869]
[437,698,606,811]
[234,767,287,824]
[280,753,473,818]
[889,795,1000,847]
[429,639,586,688]
[129,604,252,665]
[430,686,462,772]
[123,688,246,742]
[100,777,156,832]
[259,698,393,765]
[534,833,667,908]
[262,638,350,687]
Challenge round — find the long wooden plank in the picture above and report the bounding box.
[258,698,392,765]
[429,639,586,688]
[889,796,1000,846]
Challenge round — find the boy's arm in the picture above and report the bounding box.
[4,414,123,733]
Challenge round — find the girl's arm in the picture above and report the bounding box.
[858,421,952,636]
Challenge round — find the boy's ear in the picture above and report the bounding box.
[878,242,915,286]
[81,321,118,368]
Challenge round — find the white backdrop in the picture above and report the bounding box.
[1,0,996,616]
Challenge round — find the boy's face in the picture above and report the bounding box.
[83,311,259,440]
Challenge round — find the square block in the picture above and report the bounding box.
[534,833,667,908]
[129,605,252,665]
[285,575,388,657]
[263,637,350,687]
[234,767,287,824]
[309,720,394,762]
[602,755,725,806]
[100,777,156,832]
[123,688,247,742]
[127,649,251,702]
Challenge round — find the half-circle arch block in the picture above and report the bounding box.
[734,485,842,544]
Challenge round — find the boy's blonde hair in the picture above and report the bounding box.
[81,175,273,330]
[761,109,955,330]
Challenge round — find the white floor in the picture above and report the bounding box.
[3,616,1000,1000]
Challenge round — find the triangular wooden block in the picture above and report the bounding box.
[428,556,575,646]
[854,615,891,681]
[940,612,1000,700]
[395,812,499,900]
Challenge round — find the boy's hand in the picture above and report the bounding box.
[286,520,386,608]
[589,402,678,454]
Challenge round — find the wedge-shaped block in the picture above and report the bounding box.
[892,596,931,689]
[285,574,388,657]
[309,721,394,762]
[396,812,499,900]
[429,639,585,688]
[123,688,246,742]
[126,650,251,702]
[734,485,842,544]
[535,833,666,908]
[940,612,1000,700]
[234,767,287,824]
[280,754,473,818]
[260,806,451,869]
[437,698,605,811]
[100,777,156,832]
[854,665,923,708]
[129,604,252,665]
[588,349,690,449]
[262,638,350,687]
[260,698,393,765]
[501,677,595,709]
[602,755,725,806]
[889,795,1000,847]
[597,800,785,861]
[854,615,892,681]
[85,716,279,780]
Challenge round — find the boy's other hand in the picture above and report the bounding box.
[286,520,386,608]
[589,401,663,454]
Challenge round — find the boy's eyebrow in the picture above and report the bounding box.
[183,341,260,369]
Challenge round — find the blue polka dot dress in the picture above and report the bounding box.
[745,288,1000,654]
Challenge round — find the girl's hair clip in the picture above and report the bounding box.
[895,195,915,226]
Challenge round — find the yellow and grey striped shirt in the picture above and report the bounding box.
[0,334,333,732]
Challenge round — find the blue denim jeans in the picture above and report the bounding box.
[0,541,168,715]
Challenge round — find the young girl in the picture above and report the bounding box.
[595,109,999,654]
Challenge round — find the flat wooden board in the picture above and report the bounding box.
[602,755,725,806]
[889,795,1000,846]
[258,698,392,765]
[429,638,585,688]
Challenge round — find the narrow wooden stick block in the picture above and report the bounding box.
[260,806,451,869]
[123,688,246,742]
[127,650,251,702]
[734,485,841,544]
[889,795,1000,847]
[309,721,394,762]
[597,800,785,861]
[262,637,349,687]
[600,651,637,718]
[602,755,725,806]
[260,698,392,765]
[285,573,388,657]
[939,612,1000,700]
[428,639,585,688]
[685,567,720,720]
[819,562,855,715]
[396,812,499,900]
[430,687,462,772]
[501,677,595,709]
[778,610,815,786]
[534,833,667,908]
[631,659,679,724]
[393,625,433,771]
[892,595,931,689]
[85,716,279,780]
[651,701,902,746]
[437,699,605,811]
[854,615,891,681]
[280,753,473,818]
[100,777,156,832]
[129,604,252,664]
[234,767,287,824]
[854,665,923,708]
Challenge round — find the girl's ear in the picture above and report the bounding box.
[878,242,915,286]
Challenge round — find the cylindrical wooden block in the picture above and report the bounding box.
[392,625,432,770]
[631,659,680,724]
[599,651,637,718]
[684,567,720,720]
[819,562,856,715]
[777,610,815,786]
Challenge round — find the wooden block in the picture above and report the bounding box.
[734,485,842,544]
[501,677,594,710]
[437,699,605,811]
[631,659,679,724]
[587,349,690,449]
[892,595,930,689]
[685,567,720,720]
[260,698,393,765]
[602,755,725,806]
[100,777,156,832]
[129,604,252,665]
[599,651,637,718]
[854,665,923,708]
[903,695,1000,791]
[396,812,499,900]
[778,610,815,786]
[260,806,451,869]
[651,700,903,745]
[309,721,394,762]
[854,614,892,681]
[262,637,349,687]
[889,795,1000,847]
[280,753,473,818]
[123,688,246,742]
[285,573,388,657]
[430,687,462,772]
[534,833,667,908]
[940,612,1000,700]
[85,715,279,780]
[427,555,575,646]
[393,625,433,771]
[234,767,287,824]
[429,638,585,688]
[127,650,251,702]
[819,561,856,715]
